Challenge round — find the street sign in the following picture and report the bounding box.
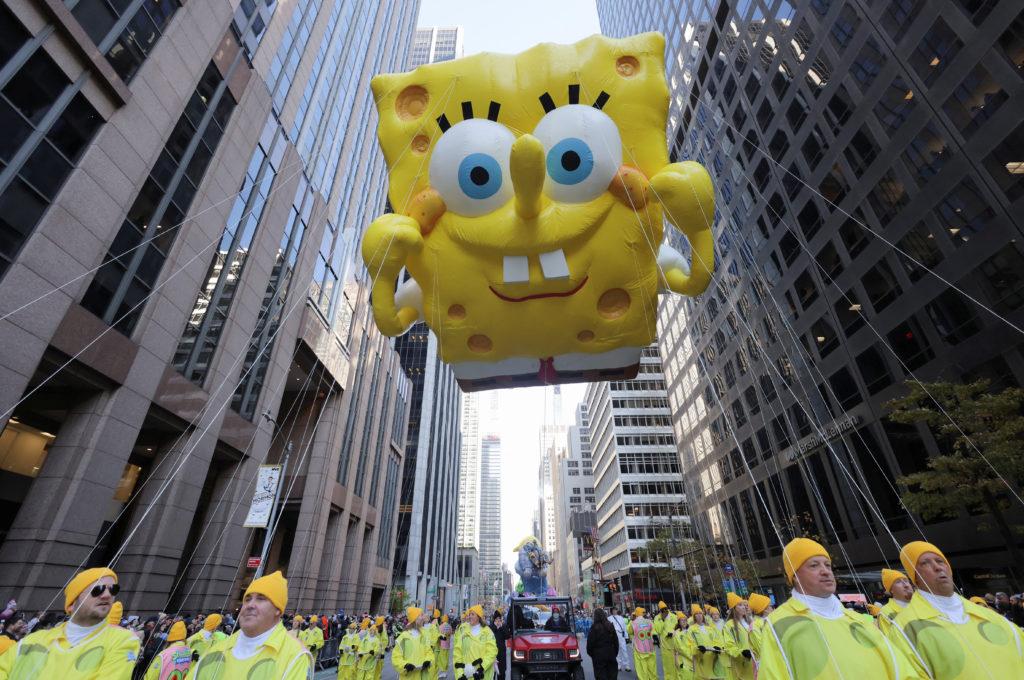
[723,562,735,575]
[247,557,261,569]
[738,579,749,595]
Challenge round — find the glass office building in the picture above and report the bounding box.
[598,0,1024,592]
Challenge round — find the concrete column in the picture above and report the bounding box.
[0,387,147,609]
[115,425,219,613]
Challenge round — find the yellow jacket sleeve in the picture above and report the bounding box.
[0,642,16,680]
[143,655,162,680]
[453,629,465,668]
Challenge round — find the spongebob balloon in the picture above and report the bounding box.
[363,32,715,391]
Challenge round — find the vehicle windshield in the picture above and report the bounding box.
[511,599,576,635]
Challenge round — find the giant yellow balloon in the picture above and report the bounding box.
[363,32,715,391]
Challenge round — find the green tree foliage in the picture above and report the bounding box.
[885,379,1024,579]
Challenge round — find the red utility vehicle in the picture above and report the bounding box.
[508,596,584,680]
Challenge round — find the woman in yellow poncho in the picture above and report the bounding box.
[393,608,433,680]
[688,605,726,679]
[721,594,754,680]
[452,606,496,680]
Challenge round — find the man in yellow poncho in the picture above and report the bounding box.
[290,615,305,641]
[453,605,496,680]
[721,593,754,680]
[338,620,360,680]
[185,570,311,679]
[355,620,381,680]
[374,616,388,680]
[688,605,725,679]
[393,607,434,680]
[301,615,325,668]
[653,601,676,680]
[144,620,193,680]
[887,541,1024,679]
[877,569,913,634]
[0,567,139,679]
[186,614,225,660]
[627,607,657,680]
[756,538,922,679]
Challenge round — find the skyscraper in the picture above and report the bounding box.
[479,433,503,604]
[0,0,419,613]
[457,392,481,550]
[390,23,466,610]
[598,0,1024,592]
[551,403,596,598]
[584,345,691,609]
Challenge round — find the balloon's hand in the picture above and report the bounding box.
[361,213,425,335]
[649,162,715,297]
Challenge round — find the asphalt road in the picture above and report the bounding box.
[313,640,666,679]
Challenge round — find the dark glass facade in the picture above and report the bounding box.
[598,0,1024,592]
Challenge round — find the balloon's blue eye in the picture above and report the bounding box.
[546,138,594,186]
[458,153,503,199]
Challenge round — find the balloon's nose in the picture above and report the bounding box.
[510,134,546,219]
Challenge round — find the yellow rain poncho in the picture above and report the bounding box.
[338,628,360,680]
[452,624,497,680]
[687,623,726,679]
[886,592,1024,680]
[668,617,694,680]
[0,620,139,679]
[654,612,678,680]
[628,616,658,680]
[185,623,311,680]
[356,631,380,680]
[721,620,755,680]
[392,628,433,680]
[300,624,325,665]
[437,619,453,676]
[144,641,193,680]
[756,596,922,679]
[877,598,909,634]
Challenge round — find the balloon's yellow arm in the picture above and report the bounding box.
[648,161,716,296]
[360,189,445,336]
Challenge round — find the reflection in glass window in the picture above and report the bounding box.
[874,76,917,135]
[982,121,1024,201]
[934,177,995,247]
[943,63,1008,138]
[911,18,962,86]
[897,222,943,282]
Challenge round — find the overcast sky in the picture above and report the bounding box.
[414,0,602,569]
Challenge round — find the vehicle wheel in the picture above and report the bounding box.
[510,668,523,680]
[571,666,584,680]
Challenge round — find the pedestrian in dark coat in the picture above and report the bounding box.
[490,610,510,680]
[586,608,619,680]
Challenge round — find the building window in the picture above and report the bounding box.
[839,211,868,258]
[943,63,1008,139]
[801,126,825,169]
[0,9,104,280]
[268,0,323,111]
[835,289,865,336]
[71,0,181,82]
[856,345,893,394]
[232,175,312,419]
[823,85,853,134]
[982,121,1024,202]
[925,288,981,345]
[953,0,998,25]
[868,170,909,226]
[862,260,902,312]
[911,18,962,86]
[995,11,1023,73]
[897,222,943,282]
[976,244,1024,315]
[903,122,952,184]
[760,374,778,403]
[797,201,823,240]
[881,0,921,41]
[851,36,885,92]
[174,119,285,385]
[794,269,819,310]
[887,319,935,371]
[816,241,844,279]
[829,367,862,410]
[844,126,879,175]
[830,3,860,49]
[81,61,237,335]
[874,76,917,136]
[934,177,994,247]
[811,317,839,358]
[231,0,278,57]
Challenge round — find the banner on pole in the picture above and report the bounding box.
[243,465,282,527]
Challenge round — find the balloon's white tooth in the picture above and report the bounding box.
[539,249,570,280]
[503,255,530,283]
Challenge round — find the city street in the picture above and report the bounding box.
[313,643,665,680]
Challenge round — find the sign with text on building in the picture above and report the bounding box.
[785,415,863,462]
[247,557,261,569]
[243,465,282,527]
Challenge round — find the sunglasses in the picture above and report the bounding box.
[90,584,120,598]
